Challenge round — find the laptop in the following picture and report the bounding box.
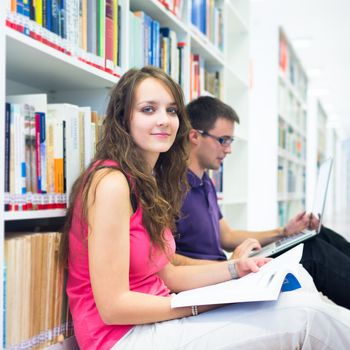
[250,158,333,258]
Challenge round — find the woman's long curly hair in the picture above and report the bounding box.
[60,66,191,265]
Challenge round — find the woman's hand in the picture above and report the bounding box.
[235,256,272,278]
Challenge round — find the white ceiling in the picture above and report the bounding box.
[250,0,350,140]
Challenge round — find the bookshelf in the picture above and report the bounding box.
[219,0,250,230]
[0,0,250,348]
[276,30,308,226]
[248,4,309,230]
[305,95,329,210]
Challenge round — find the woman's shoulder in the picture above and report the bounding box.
[92,167,129,195]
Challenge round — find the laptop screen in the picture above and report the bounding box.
[311,158,333,232]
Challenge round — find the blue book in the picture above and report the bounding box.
[46,0,52,31]
[151,19,160,67]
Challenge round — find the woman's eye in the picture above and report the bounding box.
[167,107,178,115]
[142,106,155,114]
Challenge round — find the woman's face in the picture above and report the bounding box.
[130,77,180,168]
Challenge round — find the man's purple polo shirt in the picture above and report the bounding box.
[175,170,227,261]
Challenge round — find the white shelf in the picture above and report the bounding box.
[278,112,306,138]
[278,193,305,201]
[4,209,66,221]
[278,71,307,109]
[190,25,225,66]
[278,148,306,166]
[219,198,247,206]
[224,65,248,90]
[6,27,117,92]
[130,0,187,36]
[225,0,249,34]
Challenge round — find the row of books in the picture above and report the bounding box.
[4,231,73,349]
[278,81,307,131]
[128,12,185,86]
[277,161,306,195]
[191,0,224,50]
[190,53,221,100]
[6,1,122,75]
[4,94,104,211]
[278,119,306,160]
[279,34,307,100]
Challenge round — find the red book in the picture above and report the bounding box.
[105,0,115,65]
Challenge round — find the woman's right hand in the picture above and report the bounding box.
[235,256,272,278]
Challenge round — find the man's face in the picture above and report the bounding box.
[196,118,234,171]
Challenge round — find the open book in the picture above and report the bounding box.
[171,244,304,308]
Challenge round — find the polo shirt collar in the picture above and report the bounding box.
[187,169,210,188]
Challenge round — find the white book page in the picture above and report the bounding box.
[171,244,304,308]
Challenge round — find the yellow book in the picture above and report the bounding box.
[35,0,43,25]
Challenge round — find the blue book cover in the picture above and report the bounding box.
[281,273,301,292]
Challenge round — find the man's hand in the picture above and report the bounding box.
[230,238,261,259]
[284,211,320,236]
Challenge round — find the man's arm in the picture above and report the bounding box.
[219,218,284,252]
[172,253,218,266]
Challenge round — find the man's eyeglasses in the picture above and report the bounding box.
[196,130,234,147]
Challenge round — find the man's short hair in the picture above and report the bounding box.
[186,96,240,131]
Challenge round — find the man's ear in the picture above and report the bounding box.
[189,129,200,145]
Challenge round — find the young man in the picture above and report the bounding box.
[174,96,350,309]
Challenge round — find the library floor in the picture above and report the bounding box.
[324,207,350,241]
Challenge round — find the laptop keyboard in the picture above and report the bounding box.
[275,231,307,247]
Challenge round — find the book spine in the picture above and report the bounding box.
[35,112,42,193]
[23,104,32,194]
[81,0,88,50]
[9,103,15,195]
[46,0,52,31]
[42,0,46,28]
[97,0,106,58]
[39,112,47,193]
[29,105,37,196]
[113,0,118,66]
[4,103,11,196]
[117,4,121,66]
[53,120,64,195]
[62,120,66,195]
[35,0,43,25]
[87,0,97,54]
[105,0,114,65]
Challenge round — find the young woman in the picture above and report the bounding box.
[62,66,350,350]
